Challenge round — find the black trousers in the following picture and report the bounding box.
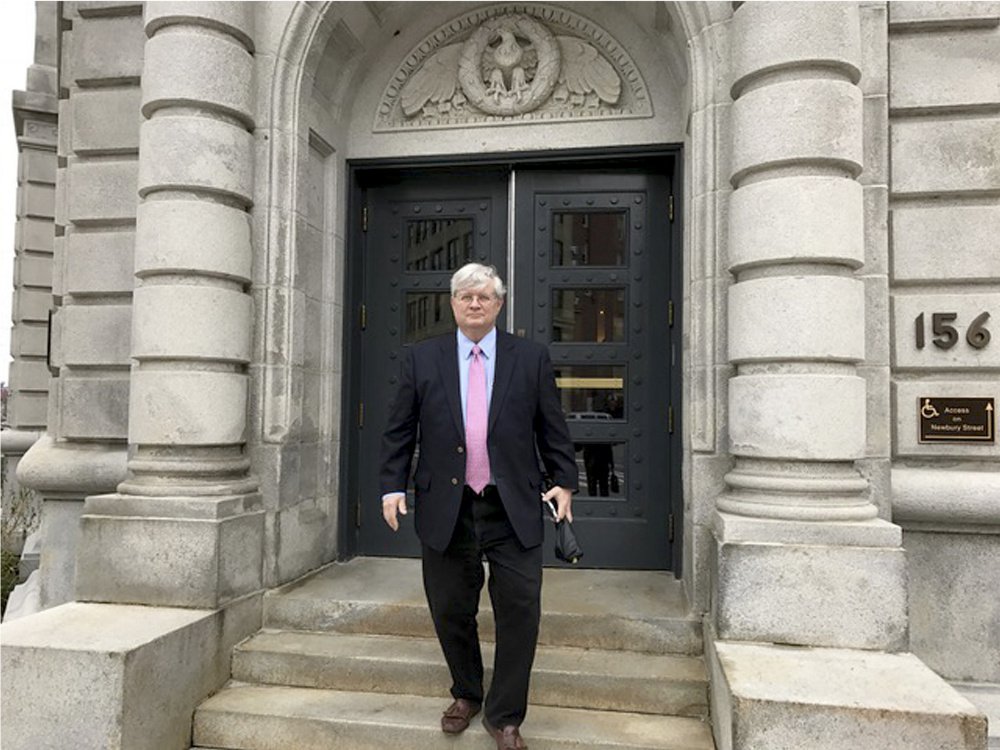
[421,485,543,728]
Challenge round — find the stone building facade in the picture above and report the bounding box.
[1,2,997,748]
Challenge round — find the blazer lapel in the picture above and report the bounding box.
[436,335,464,437]
[488,331,518,433]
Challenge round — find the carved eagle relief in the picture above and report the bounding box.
[400,20,622,119]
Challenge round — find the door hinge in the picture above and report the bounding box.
[356,500,362,528]
[362,205,369,232]
[668,194,674,223]
[668,299,674,328]
[360,303,367,330]
[359,402,365,428]
[668,513,675,542]
[668,404,675,434]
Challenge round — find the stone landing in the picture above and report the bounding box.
[708,635,988,750]
[191,557,715,750]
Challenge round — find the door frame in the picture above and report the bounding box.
[340,144,684,574]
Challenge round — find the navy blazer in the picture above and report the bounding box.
[379,329,578,552]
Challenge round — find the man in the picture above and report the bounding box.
[380,263,577,750]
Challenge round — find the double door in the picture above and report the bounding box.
[349,162,679,570]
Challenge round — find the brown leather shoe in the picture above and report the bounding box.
[441,698,481,734]
[482,716,528,750]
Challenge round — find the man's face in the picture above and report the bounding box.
[451,283,504,341]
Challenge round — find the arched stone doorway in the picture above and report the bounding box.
[254,1,730,607]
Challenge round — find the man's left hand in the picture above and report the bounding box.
[541,485,573,522]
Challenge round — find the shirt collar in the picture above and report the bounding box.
[457,326,497,360]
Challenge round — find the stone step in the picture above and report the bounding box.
[232,630,708,718]
[264,557,702,655]
[710,639,988,750]
[193,683,716,750]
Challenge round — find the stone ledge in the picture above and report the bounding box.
[713,512,901,547]
[709,635,988,750]
[0,596,262,750]
[893,466,1000,532]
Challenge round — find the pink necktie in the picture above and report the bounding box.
[465,345,490,493]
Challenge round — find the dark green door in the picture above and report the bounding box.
[514,170,675,569]
[352,163,678,570]
[356,169,509,557]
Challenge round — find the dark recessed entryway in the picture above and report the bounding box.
[343,150,682,571]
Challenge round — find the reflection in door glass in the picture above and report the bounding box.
[551,288,625,342]
[405,292,452,343]
[570,441,626,499]
[552,212,626,266]
[554,366,624,418]
[406,219,474,271]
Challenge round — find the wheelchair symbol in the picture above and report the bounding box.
[921,399,940,419]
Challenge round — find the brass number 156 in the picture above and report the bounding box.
[915,312,991,350]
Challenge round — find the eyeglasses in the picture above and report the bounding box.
[454,293,498,306]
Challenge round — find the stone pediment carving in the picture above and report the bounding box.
[375,4,652,131]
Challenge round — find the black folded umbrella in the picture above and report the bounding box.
[544,499,584,564]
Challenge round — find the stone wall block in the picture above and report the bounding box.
[22,149,57,184]
[891,118,1000,195]
[890,30,1000,111]
[731,1,861,94]
[11,394,48,429]
[729,276,865,362]
[142,31,254,125]
[61,376,130,440]
[16,255,54,288]
[715,541,908,649]
[861,94,889,186]
[893,379,1000,459]
[728,176,864,272]
[66,160,139,223]
[132,285,252,363]
[129,370,249,445]
[732,79,863,182]
[135,200,251,281]
[11,325,48,357]
[22,217,55,252]
[144,2,254,51]
[71,88,142,155]
[274,499,331,584]
[61,305,133,366]
[906,531,1000,683]
[729,374,866,460]
[889,1,1000,29]
[858,364,891,458]
[138,116,254,205]
[20,182,55,219]
[68,15,145,85]
[863,185,889,275]
[77,512,263,608]
[892,205,1000,282]
[12,287,52,323]
[863,275,890,366]
[65,230,136,295]
[9,360,49,387]
[891,292,1000,369]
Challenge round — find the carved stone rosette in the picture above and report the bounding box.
[375,4,652,131]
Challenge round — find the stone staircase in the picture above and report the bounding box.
[190,557,716,750]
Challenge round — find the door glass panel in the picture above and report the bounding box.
[551,288,625,342]
[555,366,625,418]
[572,441,626,499]
[406,218,474,271]
[405,291,452,343]
[552,212,626,266]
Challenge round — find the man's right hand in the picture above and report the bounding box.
[382,492,407,531]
